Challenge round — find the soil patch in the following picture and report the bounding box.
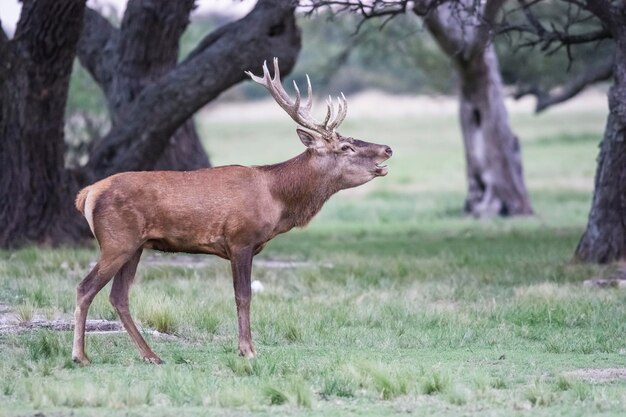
[564,368,626,382]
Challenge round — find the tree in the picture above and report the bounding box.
[503,0,614,113]
[506,0,623,263]
[310,0,534,217]
[77,2,210,172]
[0,0,87,246]
[0,0,301,248]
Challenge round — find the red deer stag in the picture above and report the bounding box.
[72,58,392,364]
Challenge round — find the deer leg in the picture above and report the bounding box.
[109,249,162,364]
[230,247,255,358]
[72,251,133,364]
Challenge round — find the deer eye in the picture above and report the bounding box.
[340,144,354,152]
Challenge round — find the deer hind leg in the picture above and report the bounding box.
[72,249,135,365]
[109,248,162,364]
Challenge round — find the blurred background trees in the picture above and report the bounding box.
[65,1,609,220]
[0,0,619,263]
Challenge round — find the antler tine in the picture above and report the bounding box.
[244,60,268,85]
[323,95,334,129]
[266,57,320,131]
[271,57,280,82]
[292,80,301,113]
[268,58,295,110]
[246,58,349,136]
[328,93,348,131]
[303,74,313,112]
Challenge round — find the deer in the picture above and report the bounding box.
[71,58,392,365]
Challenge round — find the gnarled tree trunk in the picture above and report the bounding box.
[78,1,210,172]
[575,35,626,263]
[83,0,301,180]
[0,0,87,247]
[420,0,533,217]
[457,45,532,216]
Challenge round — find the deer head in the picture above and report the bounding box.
[246,58,392,190]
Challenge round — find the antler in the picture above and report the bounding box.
[245,57,348,136]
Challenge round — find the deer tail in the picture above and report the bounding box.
[76,186,98,236]
[75,186,91,214]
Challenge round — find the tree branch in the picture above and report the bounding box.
[85,0,301,179]
[514,56,613,112]
[418,2,471,60]
[503,0,612,51]
[77,8,119,96]
[472,0,506,53]
[306,0,412,19]
[116,0,195,85]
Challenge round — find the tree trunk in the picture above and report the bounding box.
[153,120,209,170]
[0,0,87,248]
[457,45,533,216]
[78,0,210,172]
[0,0,300,248]
[574,36,626,263]
[421,1,533,217]
[85,0,301,180]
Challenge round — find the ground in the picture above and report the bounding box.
[2,90,626,416]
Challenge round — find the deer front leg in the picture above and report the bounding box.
[230,247,255,358]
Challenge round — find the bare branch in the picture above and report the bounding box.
[514,57,613,112]
[498,0,612,63]
[306,0,416,24]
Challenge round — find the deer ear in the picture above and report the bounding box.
[296,129,321,148]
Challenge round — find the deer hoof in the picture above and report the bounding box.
[72,355,91,366]
[144,356,163,365]
[239,345,256,359]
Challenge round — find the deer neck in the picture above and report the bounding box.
[261,150,341,230]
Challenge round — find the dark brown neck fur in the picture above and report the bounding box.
[257,150,340,231]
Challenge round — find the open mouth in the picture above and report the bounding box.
[375,163,388,176]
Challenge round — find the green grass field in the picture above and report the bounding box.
[2,93,626,416]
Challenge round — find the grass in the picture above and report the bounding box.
[2,92,626,416]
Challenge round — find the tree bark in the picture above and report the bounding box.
[78,0,210,172]
[574,32,626,263]
[0,0,87,247]
[420,1,533,216]
[457,45,533,216]
[81,0,300,181]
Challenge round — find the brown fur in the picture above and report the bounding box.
[75,187,90,214]
[71,131,392,365]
